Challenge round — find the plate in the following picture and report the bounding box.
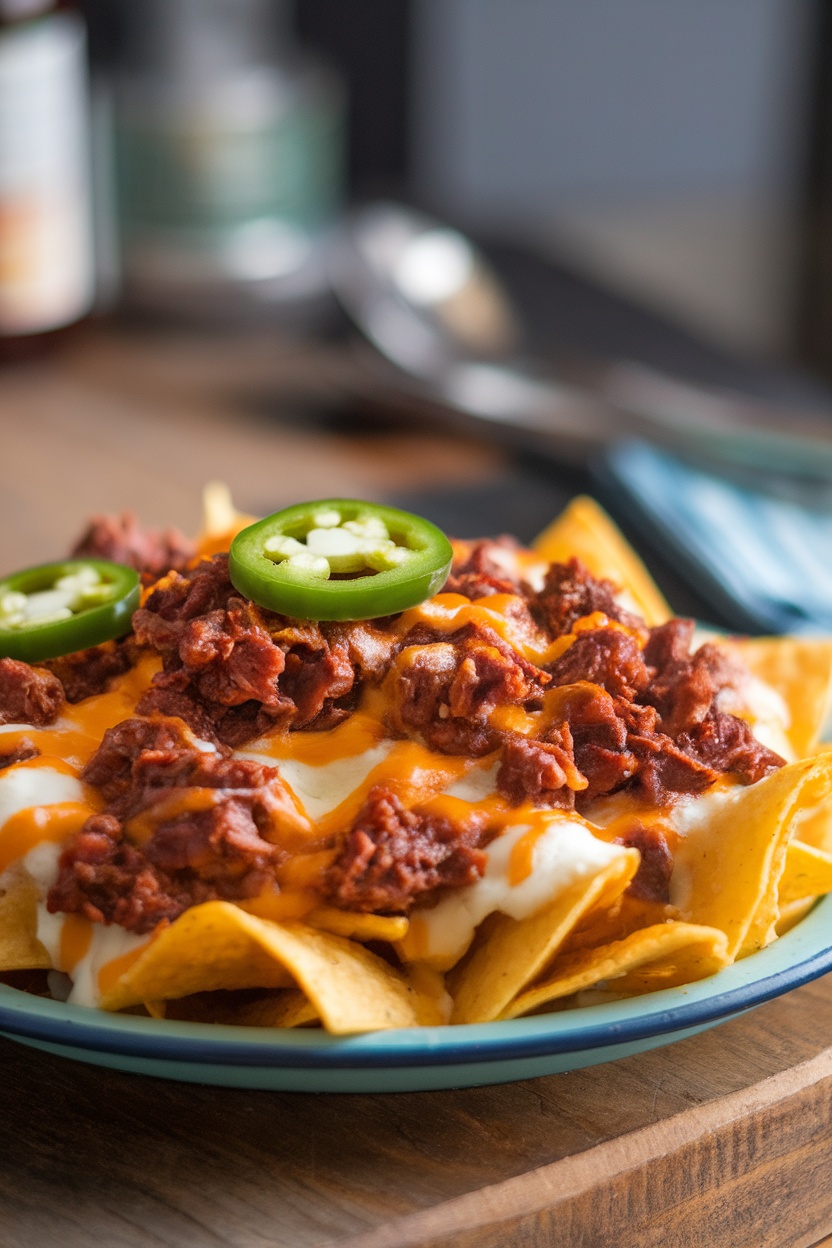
[1,895,831,1092]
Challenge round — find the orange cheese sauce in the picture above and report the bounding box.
[59,913,93,973]
[0,800,98,874]
[97,939,153,997]
[314,741,470,839]
[508,817,555,886]
[0,654,160,776]
[248,710,387,766]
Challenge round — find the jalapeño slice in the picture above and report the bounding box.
[229,500,453,621]
[0,559,141,663]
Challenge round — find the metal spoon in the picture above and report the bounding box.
[330,201,832,478]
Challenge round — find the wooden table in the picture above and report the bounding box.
[1,323,831,1248]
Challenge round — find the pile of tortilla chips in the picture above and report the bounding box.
[2,492,832,1034]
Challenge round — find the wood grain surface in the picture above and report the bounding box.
[0,323,830,1248]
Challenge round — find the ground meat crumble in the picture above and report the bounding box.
[323,786,488,913]
[70,511,195,586]
[47,717,288,933]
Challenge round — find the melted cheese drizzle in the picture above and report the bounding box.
[402,817,628,969]
[0,591,794,1006]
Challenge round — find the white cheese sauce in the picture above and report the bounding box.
[0,764,84,826]
[64,924,149,1008]
[238,744,394,820]
[444,762,500,803]
[409,818,627,966]
[665,784,748,913]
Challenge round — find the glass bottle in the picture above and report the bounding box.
[0,0,95,360]
[113,0,345,324]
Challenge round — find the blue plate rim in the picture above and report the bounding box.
[1,895,830,1070]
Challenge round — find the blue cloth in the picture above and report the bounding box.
[599,441,832,635]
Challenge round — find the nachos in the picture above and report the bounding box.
[0,491,830,1032]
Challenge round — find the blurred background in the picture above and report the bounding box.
[4,0,832,630]
[70,0,830,364]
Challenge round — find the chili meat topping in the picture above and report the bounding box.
[71,511,195,586]
[0,527,787,928]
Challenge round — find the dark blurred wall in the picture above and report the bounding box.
[408,0,816,360]
[411,0,813,228]
[293,0,411,197]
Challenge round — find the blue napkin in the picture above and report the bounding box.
[599,441,832,636]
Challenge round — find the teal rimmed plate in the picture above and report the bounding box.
[1,895,830,1092]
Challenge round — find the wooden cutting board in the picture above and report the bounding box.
[1,971,831,1248]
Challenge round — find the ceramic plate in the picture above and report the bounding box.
[1,895,830,1093]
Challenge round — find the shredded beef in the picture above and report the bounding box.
[45,641,135,704]
[132,556,379,745]
[560,685,640,805]
[81,717,195,807]
[325,620,399,681]
[134,559,288,711]
[626,732,717,805]
[133,684,223,744]
[47,803,277,934]
[79,715,283,820]
[496,727,583,809]
[323,786,487,913]
[0,658,64,726]
[679,710,784,784]
[0,737,39,769]
[443,538,523,599]
[274,625,355,728]
[136,554,235,633]
[644,620,713,736]
[534,559,642,637]
[71,511,194,585]
[48,715,286,932]
[614,822,674,903]
[388,624,548,756]
[549,628,650,699]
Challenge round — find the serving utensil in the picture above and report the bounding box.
[330,201,832,478]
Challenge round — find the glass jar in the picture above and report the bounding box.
[0,0,94,360]
[113,0,345,324]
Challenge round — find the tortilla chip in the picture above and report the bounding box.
[775,896,818,936]
[161,987,321,1028]
[499,921,730,1019]
[533,495,671,626]
[195,481,257,557]
[0,869,51,972]
[557,894,677,956]
[779,840,832,904]
[449,847,639,1024]
[98,901,441,1032]
[228,990,320,1029]
[671,756,832,958]
[729,636,832,759]
[306,907,409,943]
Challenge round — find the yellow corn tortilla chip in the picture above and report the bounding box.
[671,756,832,958]
[779,840,832,904]
[195,481,258,557]
[775,896,818,937]
[729,636,832,760]
[558,894,676,956]
[533,495,671,626]
[306,907,409,943]
[0,869,51,972]
[499,922,730,1019]
[98,901,441,1032]
[449,847,639,1024]
[227,990,320,1029]
[161,988,321,1028]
